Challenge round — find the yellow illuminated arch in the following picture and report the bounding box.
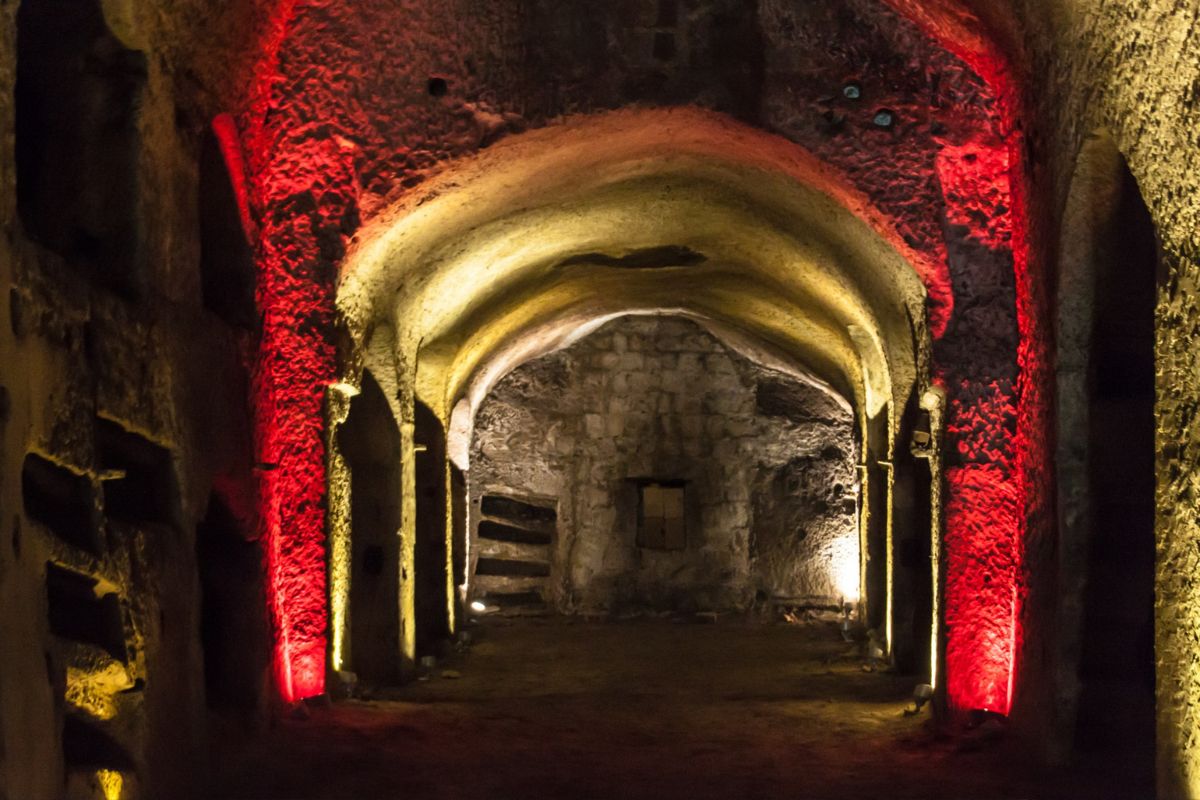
[332,107,935,670]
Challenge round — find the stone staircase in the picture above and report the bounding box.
[472,494,556,614]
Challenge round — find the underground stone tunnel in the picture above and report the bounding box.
[0,0,1198,798]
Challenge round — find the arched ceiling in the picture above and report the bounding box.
[439,307,855,470]
[337,107,933,435]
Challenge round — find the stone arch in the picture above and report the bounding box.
[338,108,936,425]
[337,369,404,683]
[237,0,1036,712]
[1053,131,1157,775]
[332,107,942,682]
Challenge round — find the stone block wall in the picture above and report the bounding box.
[0,3,265,798]
[469,315,859,614]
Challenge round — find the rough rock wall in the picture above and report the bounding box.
[962,0,1200,787]
[0,3,263,799]
[1038,3,1200,792]
[239,0,1028,714]
[2,0,1198,794]
[469,316,858,614]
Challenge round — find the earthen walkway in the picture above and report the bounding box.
[213,618,1148,799]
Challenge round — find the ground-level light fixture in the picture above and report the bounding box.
[470,600,502,615]
[904,683,935,717]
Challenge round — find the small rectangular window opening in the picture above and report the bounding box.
[637,482,686,550]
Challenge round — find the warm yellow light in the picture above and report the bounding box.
[445,460,456,635]
[326,384,355,672]
[339,107,930,433]
[923,382,945,690]
[96,769,123,800]
[881,450,896,658]
[66,660,133,721]
[335,107,934,688]
[399,416,418,670]
[832,533,861,603]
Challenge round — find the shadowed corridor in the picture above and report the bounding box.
[213,619,1148,800]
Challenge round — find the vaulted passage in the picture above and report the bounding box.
[5,0,1200,798]
[467,316,860,616]
[212,620,1145,800]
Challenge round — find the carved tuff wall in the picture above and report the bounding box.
[469,316,859,614]
[9,0,1200,796]
[257,0,1031,716]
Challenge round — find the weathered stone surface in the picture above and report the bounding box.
[470,316,858,614]
[3,0,1200,794]
[0,3,263,798]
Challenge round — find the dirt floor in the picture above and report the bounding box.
[211,617,1152,799]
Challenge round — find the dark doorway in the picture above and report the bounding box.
[339,372,402,683]
[1074,159,1156,764]
[414,400,451,656]
[196,493,268,717]
[450,465,468,626]
[199,122,256,328]
[864,411,889,635]
[891,393,934,677]
[15,0,146,296]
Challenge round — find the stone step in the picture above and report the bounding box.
[472,574,546,595]
[477,519,553,546]
[479,494,557,531]
[479,590,546,609]
[475,556,550,578]
[475,539,551,562]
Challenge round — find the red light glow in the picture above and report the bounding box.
[235,0,1038,713]
[895,1,1040,715]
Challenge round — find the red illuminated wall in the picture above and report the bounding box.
[230,0,1038,712]
[235,0,365,701]
[934,139,1026,713]
[887,1,1044,717]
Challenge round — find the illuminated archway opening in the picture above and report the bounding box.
[337,370,403,683]
[461,311,863,617]
[331,108,937,680]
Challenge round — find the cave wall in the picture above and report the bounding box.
[1,0,1199,794]
[0,2,263,799]
[468,316,858,614]
[1025,4,1200,793]
[238,0,1030,718]
[863,0,1200,785]
[948,1,1200,789]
